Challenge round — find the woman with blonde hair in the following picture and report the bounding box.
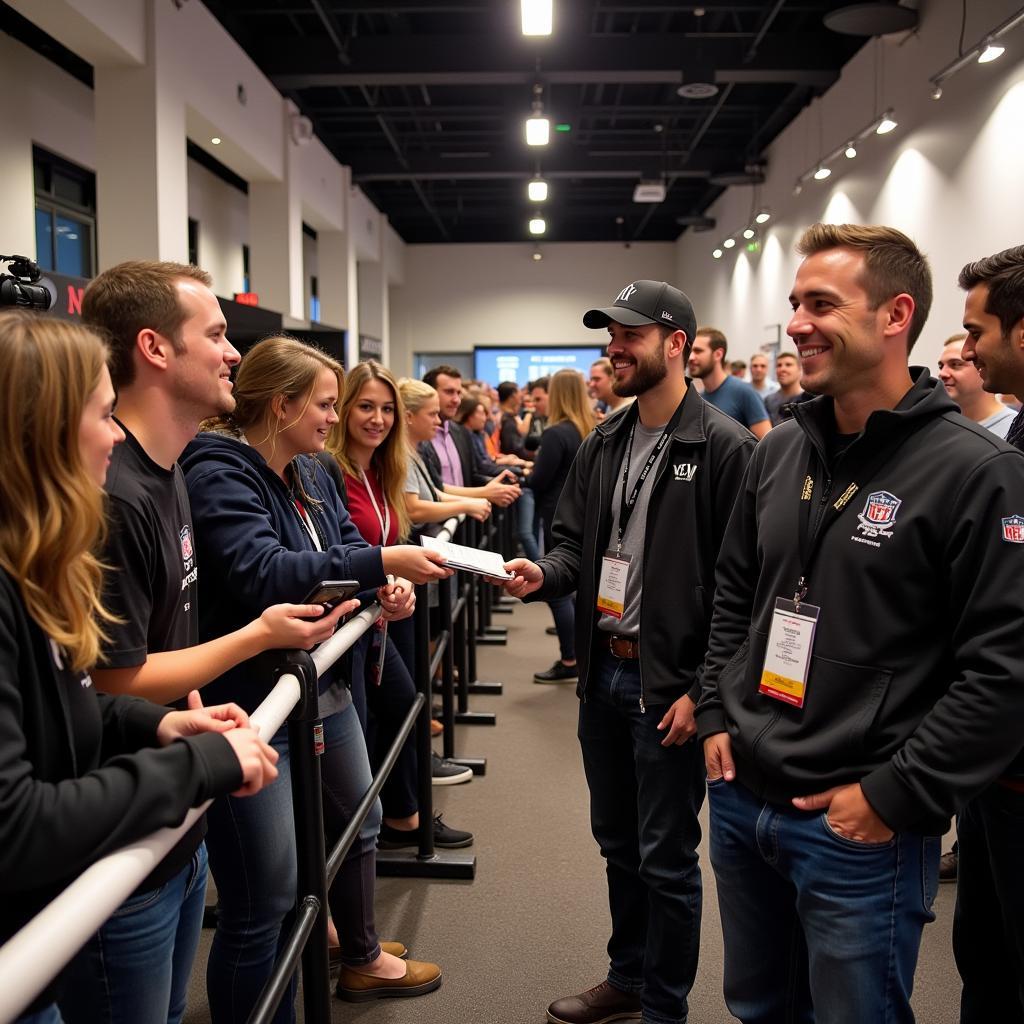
[181,336,449,1018]
[398,378,492,525]
[325,361,475,836]
[525,368,596,684]
[0,311,277,1024]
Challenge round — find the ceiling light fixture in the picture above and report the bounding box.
[529,217,546,235]
[813,165,832,180]
[528,177,549,202]
[532,246,543,261]
[978,38,1005,63]
[723,237,736,249]
[755,209,771,224]
[525,83,550,146]
[712,248,723,259]
[845,142,857,159]
[928,7,1024,96]
[875,110,898,134]
[211,137,222,145]
[521,0,552,36]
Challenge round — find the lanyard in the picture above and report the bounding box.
[292,497,324,552]
[792,421,925,608]
[616,398,686,555]
[359,466,391,545]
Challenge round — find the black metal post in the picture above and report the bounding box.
[283,650,331,1024]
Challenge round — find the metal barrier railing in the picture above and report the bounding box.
[0,604,381,1024]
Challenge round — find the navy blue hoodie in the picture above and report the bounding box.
[180,431,386,712]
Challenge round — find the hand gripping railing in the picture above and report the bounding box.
[0,603,382,1024]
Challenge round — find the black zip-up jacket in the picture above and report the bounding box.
[0,571,242,998]
[530,384,755,707]
[696,370,1024,835]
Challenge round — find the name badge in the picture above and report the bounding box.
[596,551,631,619]
[759,597,820,709]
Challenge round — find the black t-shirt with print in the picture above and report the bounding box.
[100,425,202,891]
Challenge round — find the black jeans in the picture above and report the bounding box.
[577,651,705,1024]
[955,782,1024,1023]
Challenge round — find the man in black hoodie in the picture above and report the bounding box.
[956,244,1024,1024]
[697,225,1024,1024]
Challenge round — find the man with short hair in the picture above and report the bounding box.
[764,352,812,426]
[589,356,634,418]
[65,260,343,1024]
[956,243,1024,1023]
[503,279,755,1024]
[688,328,770,439]
[422,365,520,506]
[749,354,780,397]
[729,359,748,378]
[698,225,1024,1023]
[938,332,1016,439]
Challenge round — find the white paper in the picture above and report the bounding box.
[419,534,513,579]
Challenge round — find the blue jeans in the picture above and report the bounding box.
[60,843,209,1024]
[517,487,540,561]
[708,777,940,1024]
[547,594,575,662]
[954,782,1024,1023]
[577,653,705,1024]
[205,703,382,1024]
[17,1006,63,1023]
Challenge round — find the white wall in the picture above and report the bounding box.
[186,158,247,297]
[676,0,1024,371]
[388,241,676,376]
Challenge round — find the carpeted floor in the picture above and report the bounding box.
[186,598,960,1023]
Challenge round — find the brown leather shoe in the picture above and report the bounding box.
[547,980,642,1024]
[335,958,441,1002]
[329,940,407,969]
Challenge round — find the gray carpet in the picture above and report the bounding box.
[186,598,960,1023]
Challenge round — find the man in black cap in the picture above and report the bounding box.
[502,280,755,1024]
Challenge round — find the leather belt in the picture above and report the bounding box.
[608,634,640,660]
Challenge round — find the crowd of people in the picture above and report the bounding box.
[2,227,1024,1024]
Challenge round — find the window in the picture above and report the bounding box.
[188,218,200,267]
[310,275,320,323]
[34,146,96,278]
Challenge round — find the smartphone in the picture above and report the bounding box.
[300,580,361,610]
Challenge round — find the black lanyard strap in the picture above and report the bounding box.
[616,397,686,553]
[794,419,928,605]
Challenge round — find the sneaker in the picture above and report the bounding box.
[378,813,473,850]
[939,849,958,883]
[534,661,579,684]
[431,751,473,785]
[336,959,442,1002]
[547,980,641,1024]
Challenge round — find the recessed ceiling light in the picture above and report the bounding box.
[813,165,832,180]
[525,117,550,146]
[211,137,222,145]
[723,238,736,249]
[529,217,546,235]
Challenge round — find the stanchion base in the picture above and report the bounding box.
[449,756,486,775]
[475,633,507,647]
[468,680,503,695]
[491,604,513,615]
[483,625,508,637]
[454,710,496,726]
[375,851,476,879]
[496,595,516,606]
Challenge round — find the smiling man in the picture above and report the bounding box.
[937,332,1015,438]
[696,225,1024,1024]
[501,279,755,1024]
[955,244,1024,1024]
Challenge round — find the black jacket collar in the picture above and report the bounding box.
[595,377,707,445]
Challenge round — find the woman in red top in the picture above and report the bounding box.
[327,361,473,848]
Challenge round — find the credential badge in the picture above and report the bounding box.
[856,490,901,540]
[1002,515,1024,543]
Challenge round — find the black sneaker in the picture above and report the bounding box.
[534,661,578,684]
[431,751,473,785]
[378,814,473,850]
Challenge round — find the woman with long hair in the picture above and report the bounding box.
[326,360,475,835]
[398,379,492,525]
[181,337,450,1020]
[0,311,277,1024]
[526,368,596,684]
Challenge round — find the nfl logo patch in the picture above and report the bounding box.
[180,525,194,561]
[1002,515,1024,543]
[864,491,900,524]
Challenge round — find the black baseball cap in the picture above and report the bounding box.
[583,280,697,342]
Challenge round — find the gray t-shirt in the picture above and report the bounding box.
[404,452,438,499]
[980,405,1016,440]
[597,421,670,637]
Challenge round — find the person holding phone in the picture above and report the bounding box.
[0,311,279,1024]
[327,360,475,838]
[182,337,450,1018]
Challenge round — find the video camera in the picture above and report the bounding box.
[0,254,53,311]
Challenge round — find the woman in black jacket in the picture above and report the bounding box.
[0,311,277,1024]
[528,369,596,684]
